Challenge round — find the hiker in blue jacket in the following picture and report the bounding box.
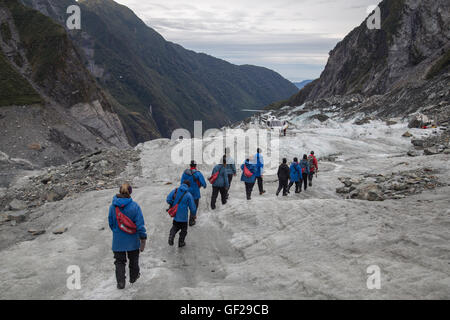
[299,154,311,192]
[241,158,257,200]
[180,160,206,226]
[166,180,197,248]
[224,148,237,199]
[250,148,265,195]
[210,156,229,210]
[287,157,301,194]
[108,183,147,290]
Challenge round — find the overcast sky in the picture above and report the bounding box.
[115,0,379,82]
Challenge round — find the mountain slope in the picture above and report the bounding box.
[0,0,129,177]
[268,0,450,118]
[22,0,299,142]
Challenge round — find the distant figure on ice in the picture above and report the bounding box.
[166,180,197,248]
[276,158,290,196]
[307,151,319,187]
[282,121,288,136]
[180,160,206,226]
[299,154,310,192]
[288,157,301,193]
[209,156,229,210]
[224,148,237,199]
[108,183,147,290]
[251,148,265,195]
[241,158,257,200]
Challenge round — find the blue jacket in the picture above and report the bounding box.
[289,162,301,182]
[299,159,310,175]
[108,195,147,252]
[211,164,229,188]
[240,161,257,183]
[252,153,264,177]
[225,156,236,175]
[180,168,207,200]
[166,183,197,222]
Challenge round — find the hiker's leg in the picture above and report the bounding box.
[309,173,313,186]
[257,176,264,193]
[127,250,140,282]
[303,173,308,190]
[282,180,288,195]
[179,222,188,244]
[169,221,181,244]
[295,181,300,193]
[276,181,282,196]
[114,251,127,284]
[220,187,227,204]
[288,181,294,192]
[211,187,219,209]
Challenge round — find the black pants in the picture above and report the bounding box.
[288,180,300,193]
[114,250,140,284]
[256,176,264,193]
[277,179,288,196]
[169,221,188,244]
[302,173,308,190]
[308,173,314,186]
[211,186,227,209]
[245,182,255,200]
[226,174,234,198]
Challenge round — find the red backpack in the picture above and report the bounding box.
[115,206,137,235]
[243,165,253,178]
[208,166,223,184]
[167,188,187,218]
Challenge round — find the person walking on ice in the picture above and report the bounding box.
[209,156,229,210]
[251,148,265,195]
[241,158,257,200]
[307,151,319,187]
[166,180,197,248]
[276,158,290,196]
[180,160,206,226]
[287,157,301,194]
[299,154,310,192]
[108,183,147,290]
[224,148,236,200]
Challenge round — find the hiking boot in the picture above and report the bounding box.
[276,191,280,196]
[130,273,140,284]
[260,190,266,195]
[179,242,186,248]
[168,237,174,246]
[309,182,312,187]
[117,281,125,290]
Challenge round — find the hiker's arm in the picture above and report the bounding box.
[199,172,207,188]
[224,170,229,188]
[166,190,175,205]
[188,195,197,216]
[108,207,114,230]
[232,163,236,174]
[135,204,147,240]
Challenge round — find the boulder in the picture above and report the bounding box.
[402,131,413,138]
[53,227,68,235]
[8,211,28,223]
[411,139,425,147]
[424,148,438,156]
[8,199,28,211]
[46,186,68,202]
[356,184,385,201]
[28,229,46,236]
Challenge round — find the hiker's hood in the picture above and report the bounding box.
[183,169,195,176]
[179,183,190,192]
[112,195,133,207]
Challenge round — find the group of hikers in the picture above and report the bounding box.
[108,148,318,289]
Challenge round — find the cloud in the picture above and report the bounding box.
[115,0,376,81]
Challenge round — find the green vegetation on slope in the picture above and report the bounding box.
[0,50,42,106]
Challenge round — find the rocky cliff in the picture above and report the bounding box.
[0,0,130,186]
[268,0,449,119]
